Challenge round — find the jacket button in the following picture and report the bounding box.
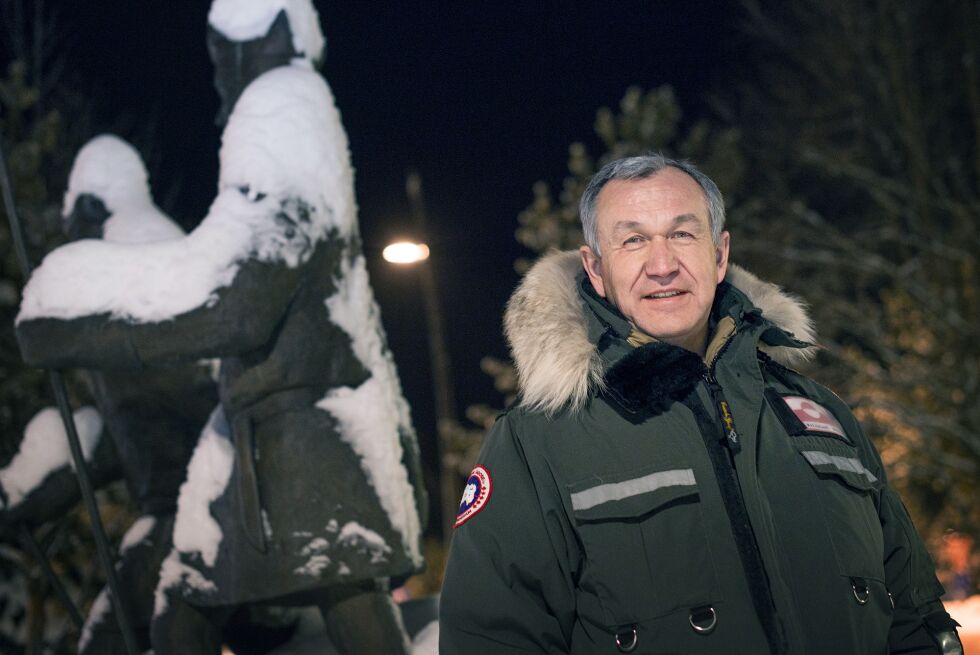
[689,605,717,634]
[615,626,638,653]
[851,577,870,604]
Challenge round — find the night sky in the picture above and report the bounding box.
[39,1,739,492]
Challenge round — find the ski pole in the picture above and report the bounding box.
[0,138,140,655]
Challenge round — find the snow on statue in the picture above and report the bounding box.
[15,3,426,655]
[1,134,219,655]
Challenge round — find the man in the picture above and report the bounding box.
[440,155,961,654]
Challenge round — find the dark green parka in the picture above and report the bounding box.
[441,251,954,654]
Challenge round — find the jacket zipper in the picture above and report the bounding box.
[690,356,788,655]
[703,368,741,455]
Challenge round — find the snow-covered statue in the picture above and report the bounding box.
[15,4,426,655]
[62,135,188,244]
[206,0,313,126]
[1,134,219,655]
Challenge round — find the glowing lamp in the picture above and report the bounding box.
[383,242,430,264]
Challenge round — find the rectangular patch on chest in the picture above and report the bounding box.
[780,395,849,441]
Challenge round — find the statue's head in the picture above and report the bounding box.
[63,135,151,241]
[62,135,184,243]
[207,1,326,126]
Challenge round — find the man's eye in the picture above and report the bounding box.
[670,231,694,239]
[623,235,644,245]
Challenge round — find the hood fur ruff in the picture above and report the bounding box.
[504,250,817,415]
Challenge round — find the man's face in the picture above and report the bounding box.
[580,168,730,356]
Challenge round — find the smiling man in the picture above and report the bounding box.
[579,165,729,356]
[440,155,961,654]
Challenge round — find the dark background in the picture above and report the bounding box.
[45,2,739,533]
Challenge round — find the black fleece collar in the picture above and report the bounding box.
[604,341,705,422]
[578,275,769,422]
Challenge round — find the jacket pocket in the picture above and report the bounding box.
[793,435,885,582]
[568,465,721,625]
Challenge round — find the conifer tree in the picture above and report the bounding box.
[728,0,980,569]
[461,0,978,589]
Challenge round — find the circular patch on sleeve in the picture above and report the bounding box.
[454,465,492,528]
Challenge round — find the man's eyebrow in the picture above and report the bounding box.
[671,213,702,228]
[611,214,704,232]
[611,220,643,233]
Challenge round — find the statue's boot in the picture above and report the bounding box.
[316,578,410,655]
[78,611,149,655]
[151,590,231,655]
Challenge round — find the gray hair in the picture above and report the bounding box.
[579,154,726,255]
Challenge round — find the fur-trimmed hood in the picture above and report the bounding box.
[504,250,817,415]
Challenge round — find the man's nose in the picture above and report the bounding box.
[643,237,678,278]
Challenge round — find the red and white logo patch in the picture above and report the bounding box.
[455,465,492,528]
[782,396,848,440]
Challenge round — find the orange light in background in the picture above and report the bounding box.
[383,242,430,264]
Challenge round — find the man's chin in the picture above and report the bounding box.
[632,320,706,354]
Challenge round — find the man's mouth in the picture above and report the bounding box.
[645,290,685,299]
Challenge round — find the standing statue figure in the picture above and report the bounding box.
[0,134,219,655]
[14,3,427,654]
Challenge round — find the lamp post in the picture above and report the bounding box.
[385,172,458,547]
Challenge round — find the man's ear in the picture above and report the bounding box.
[715,231,731,284]
[580,246,606,297]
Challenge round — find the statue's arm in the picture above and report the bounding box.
[16,257,304,370]
[0,407,121,532]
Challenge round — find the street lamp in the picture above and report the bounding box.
[382,241,430,264]
[384,172,459,547]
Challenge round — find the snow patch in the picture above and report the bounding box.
[319,254,421,564]
[294,535,332,576]
[337,521,391,564]
[172,407,234,567]
[411,620,439,655]
[209,0,324,63]
[201,358,222,382]
[102,204,184,245]
[78,588,110,653]
[18,199,251,322]
[293,554,331,577]
[219,67,355,242]
[154,549,218,618]
[300,537,329,556]
[19,67,353,324]
[338,521,388,548]
[119,515,156,555]
[63,135,184,244]
[262,509,273,540]
[0,406,102,509]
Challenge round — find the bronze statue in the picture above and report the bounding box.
[15,4,426,654]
